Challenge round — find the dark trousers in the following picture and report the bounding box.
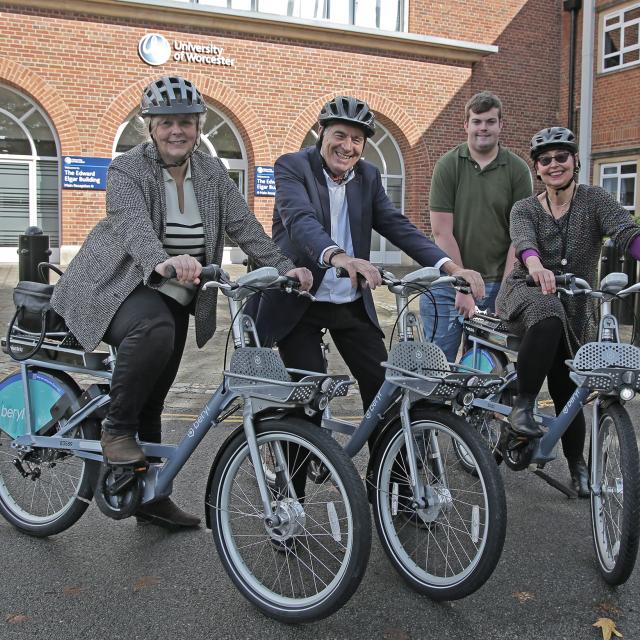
[277,298,387,415]
[516,316,586,461]
[103,286,190,442]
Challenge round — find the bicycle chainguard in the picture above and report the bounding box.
[94,462,148,520]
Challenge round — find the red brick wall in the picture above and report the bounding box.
[0,1,559,248]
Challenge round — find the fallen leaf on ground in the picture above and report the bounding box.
[513,591,535,603]
[63,586,82,596]
[6,614,28,624]
[593,617,623,640]
[133,576,160,592]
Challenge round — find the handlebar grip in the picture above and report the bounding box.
[335,267,348,278]
[525,273,574,287]
[165,265,177,279]
[199,264,223,285]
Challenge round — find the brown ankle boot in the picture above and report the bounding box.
[135,497,201,530]
[101,429,146,466]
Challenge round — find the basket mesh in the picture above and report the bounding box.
[229,347,290,382]
[573,342,640,371]
[386,342,450,378]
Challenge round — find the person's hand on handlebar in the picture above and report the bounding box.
[330,253,382,290]
[525,256,556,295]
[155,254,203,284]
[442,263,485,300]
[285,267,313,291]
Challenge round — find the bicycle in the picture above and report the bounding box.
[0,265,371,623]
[316,265,507,600]
[455,271,640,585]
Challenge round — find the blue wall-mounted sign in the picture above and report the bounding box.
[62,156,111,190]
[254,165,275,197]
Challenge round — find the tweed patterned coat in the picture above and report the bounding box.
[52,142,295,351]
[496,185,640,355]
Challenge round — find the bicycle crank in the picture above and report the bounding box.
[94,463,147,520]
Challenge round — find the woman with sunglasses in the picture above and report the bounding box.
[496,126,640,496]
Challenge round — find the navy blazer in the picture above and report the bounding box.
[254,146,448,346]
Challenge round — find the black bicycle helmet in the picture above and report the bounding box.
[530,127,578,159]
[318,96,376,138]
[140,76,207,116]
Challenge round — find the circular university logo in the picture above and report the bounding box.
[138,33,171,66]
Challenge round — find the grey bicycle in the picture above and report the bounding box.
[0,265,371,623]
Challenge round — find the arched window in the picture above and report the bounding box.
[0,85,59,261]
[302,120,405,264]
[113,105,248,197]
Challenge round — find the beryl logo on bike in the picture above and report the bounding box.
[0,371,65,439]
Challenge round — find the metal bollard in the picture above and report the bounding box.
[598,238,638,325]
[17,226,52,284]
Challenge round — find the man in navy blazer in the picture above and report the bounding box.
[255,96,484,419]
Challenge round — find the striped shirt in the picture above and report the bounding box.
[158,162,205,305]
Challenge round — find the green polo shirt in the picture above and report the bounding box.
[429,143,532,281]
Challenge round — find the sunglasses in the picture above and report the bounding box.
[537,151,572,167]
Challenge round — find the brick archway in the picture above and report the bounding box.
[0,58,82,153]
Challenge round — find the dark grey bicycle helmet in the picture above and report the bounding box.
[318,96,376,138]
[140,76,207,116]
[530,127,578,159]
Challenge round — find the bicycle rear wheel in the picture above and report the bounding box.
[372,407,506,600]
[0,370,98,536]
[591,402,640,585]
[208,417,371,623]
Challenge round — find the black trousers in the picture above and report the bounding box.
[277,298,388,415]
[103,286,190,442]
[516,316,586,461]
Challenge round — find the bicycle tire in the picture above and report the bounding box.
[371,406,506,600]
[590,402,640,585]
[0,370,99,536]
[208,417,371,623]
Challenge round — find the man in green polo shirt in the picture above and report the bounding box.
[420,91,532,361]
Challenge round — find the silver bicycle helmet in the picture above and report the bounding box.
[318,96,376,138]
[140,76,207,116]
[530,127,578,159]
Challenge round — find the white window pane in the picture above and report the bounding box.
[605,15,620,27]
[620,177,636,207]
[602,166,617,175]
[328,1,349,24]
[379,0,400,31]
[298,0,325,20]
[231,0,253,9]
[355,0,377,28]
[198,0,231,7]
[622,163,637,174]
[602,177,618,196]
[258,0,289,14]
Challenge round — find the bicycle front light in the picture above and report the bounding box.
[619,386,635,401]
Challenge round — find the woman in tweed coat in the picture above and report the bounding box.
[51,77,311,528]
[496,127,640,497]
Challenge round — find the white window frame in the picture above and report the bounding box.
[601,1,640,73]
[598,159,637,214]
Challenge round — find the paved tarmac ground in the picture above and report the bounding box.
[0,264,639,640]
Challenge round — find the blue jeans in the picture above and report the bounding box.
[419,280,502,363]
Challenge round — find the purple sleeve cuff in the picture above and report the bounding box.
[520,248,540,263]
[628,235,640,261]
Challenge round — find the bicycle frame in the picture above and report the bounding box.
[6,269,348,515]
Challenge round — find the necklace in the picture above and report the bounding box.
[544,183,575,218]
[544,183,577,269]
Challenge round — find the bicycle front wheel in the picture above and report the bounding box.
[372,406,506,600]
[208,418,371,623]
[591,402,640,585]
[0,370,99,536]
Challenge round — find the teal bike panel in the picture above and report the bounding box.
[459,348,502,374]
[0,372,66,439]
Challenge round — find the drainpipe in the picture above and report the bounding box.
[578,0,595,185]
[563,0,581,131]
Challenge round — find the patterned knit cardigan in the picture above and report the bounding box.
[52,142,294,351]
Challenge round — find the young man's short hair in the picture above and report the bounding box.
[464,91,503,121]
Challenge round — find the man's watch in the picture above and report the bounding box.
[325,247,346,266]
